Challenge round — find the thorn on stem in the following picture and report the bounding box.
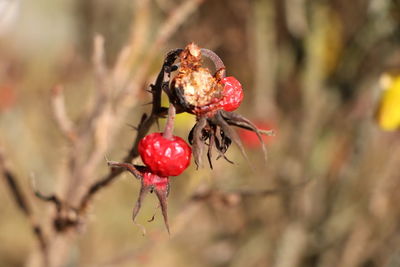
[126,123,139,131]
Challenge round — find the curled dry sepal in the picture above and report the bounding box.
[108,43,272,233]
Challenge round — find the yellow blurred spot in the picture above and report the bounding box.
[376,73,400,131]
[161,93,195,131]
[321,9,343,76]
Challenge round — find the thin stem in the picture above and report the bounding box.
[201,48,226,78]
[163,104,176,140]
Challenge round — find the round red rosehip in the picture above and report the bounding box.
[220,76,244,112]
[138,132,192,177]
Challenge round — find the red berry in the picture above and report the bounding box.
[220,76,244,112]
[138,132,192,177]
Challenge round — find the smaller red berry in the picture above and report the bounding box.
[219,76,244,112]
[138,132,191,177]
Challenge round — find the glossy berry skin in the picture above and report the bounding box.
[220,76,244,112]
[138,132,192,177]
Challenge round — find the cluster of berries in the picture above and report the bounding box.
[138,75,243,178]
[109,43,266,233]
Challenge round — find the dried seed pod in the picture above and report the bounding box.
[166,43,269,168]
[171,43,224,116]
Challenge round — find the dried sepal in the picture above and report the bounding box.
[213,111,249,163]
[107,162,171,234]
[189,117,207,168]
[131,184,148,222]
[187,109,270,169]
[154,184,170,234]
[220,110,268,160]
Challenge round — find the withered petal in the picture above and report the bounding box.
[154,183,170,235]
[220,110,268,161]
[214,111,250,165]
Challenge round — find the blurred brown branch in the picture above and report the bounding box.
[51,85,77,143]
[0,149,48,266]
[6,1,206,266]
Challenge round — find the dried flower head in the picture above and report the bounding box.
[172,43,224,116]
[168,43,270,168]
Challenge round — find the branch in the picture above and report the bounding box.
[86,33,111,125]
[154,0,205,47]
[34,191,62,213]
[51,85,77,142]
[0,150,48,265]
[78,170,122,213]
[119,0,203,99]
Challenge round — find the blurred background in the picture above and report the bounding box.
[1,0,400,266]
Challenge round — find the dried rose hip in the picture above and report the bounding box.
[167,43,268,168]
[138,132,192,177]
[171,43,224,116]
[219,76,243,112]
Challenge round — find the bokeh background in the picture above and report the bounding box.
[1,0,400,266]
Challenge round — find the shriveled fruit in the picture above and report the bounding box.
[172,43,224,116]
